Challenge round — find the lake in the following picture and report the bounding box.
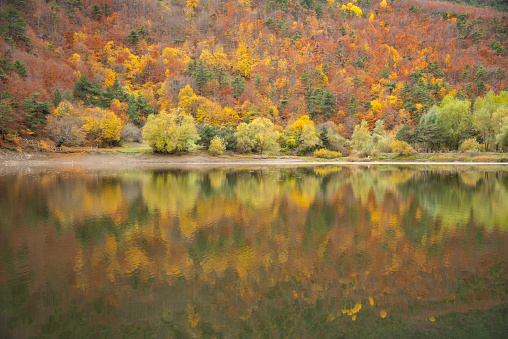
[1,165,508,338]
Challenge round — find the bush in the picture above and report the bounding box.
[459,138,481,153]
[209,136,226,156]
[313,148,342,159]
[121,123,142,143]
[391,140,416,156]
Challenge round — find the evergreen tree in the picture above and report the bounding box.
[127,94,154,125]
[53,88,62,108]
[13,60,26,78]
[73,74,102,106]
[191,60,210,95]
[319,89,336,119]
[347,95,361,116]
[232,76,245,98]
[64,0,84,14]
[128,29,139,46]
[198,124,220,148]
[0,5,33,50]
[21,93,51,134]
[319,126,330,149]
[91,3,102,20]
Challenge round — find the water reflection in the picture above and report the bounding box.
[1,166,508,337]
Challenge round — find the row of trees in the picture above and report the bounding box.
[396,90,508,152]
[142,90,508,157]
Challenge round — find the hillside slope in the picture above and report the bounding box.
[0,0,507,140]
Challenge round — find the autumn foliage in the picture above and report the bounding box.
[0,0,507,151]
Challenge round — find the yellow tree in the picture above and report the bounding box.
[46,102,85,146]
[100,112,122,146]
[142,109,198,154]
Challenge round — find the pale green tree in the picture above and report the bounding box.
[298,123,322,153]
[234,122,255,153]
[438,95,473,150]
[142,109,198,154]
[249,117,280,154]
[350,120,371,153]
[496,116,508,147]
[473,90,508,150]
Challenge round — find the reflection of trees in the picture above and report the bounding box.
[1,166,508,337]
[397,170,508,229]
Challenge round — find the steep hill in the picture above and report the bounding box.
[1,0,507,140]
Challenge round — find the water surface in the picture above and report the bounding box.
[1,165,508,338]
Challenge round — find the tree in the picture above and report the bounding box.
[53,88,62,108]
[249,117,280,154]
[209,136,226,155]
[46,101,85,146]
[142,109,198,154]
[73,74,102,106]
[13,60,26,78]
[234,122,255,153]
[234,118,279,154]
[100,112,122,146]
[191,60,210,95]
[496,117,508,147]
[0,5,33,50]
[350,120,371,153]
[22,93,51,135]
[473,91,508,151]
[91,3,102,20]
[128,29,139,46]
[437,95,474,150]
[299,124,322,153]
[232,76,245,98]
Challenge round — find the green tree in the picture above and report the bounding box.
[22,93,51,135]
[496,117,508,147]
[73,74,102,106]
[128,29,139,46]
[437,95,474,150]
[350,120,371,153]
[191,60,210,95]
[0,5,33,50]
[13,60,26,78]
[249,117,280,154]
[299,123,322,153]
[53,88,62,108]
[142,109,198,154]
[198,124,219,148]
[64,0,84,14]
[234,122,255,153]
[91,3,102,20]
[232,75,245,98]
[473,90,508,151]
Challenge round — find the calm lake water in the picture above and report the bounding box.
[1,165,508,338]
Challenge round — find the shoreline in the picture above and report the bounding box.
[1,151,508,168]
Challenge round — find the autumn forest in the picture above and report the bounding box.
[1,0,508,155]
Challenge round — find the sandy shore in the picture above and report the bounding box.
[1,150,508,170]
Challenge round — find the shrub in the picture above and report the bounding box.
[459,138,481,153]
[121,123,142,143]
[209,136,226,156]
[313,148,342,159]
[391,140,416,156]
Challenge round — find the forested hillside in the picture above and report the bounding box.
[1,0,507,151]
